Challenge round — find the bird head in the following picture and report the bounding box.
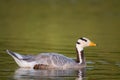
[76,37,96,48]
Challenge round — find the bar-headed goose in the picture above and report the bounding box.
[6,37,96,69]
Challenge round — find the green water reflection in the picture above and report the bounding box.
[0,0,120,80]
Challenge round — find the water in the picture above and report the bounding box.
[0,0,120,80]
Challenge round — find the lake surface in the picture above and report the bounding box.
[0,0,120,80]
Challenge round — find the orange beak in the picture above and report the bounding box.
[89,42,96,46]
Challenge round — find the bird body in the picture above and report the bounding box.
[6,37,96,69]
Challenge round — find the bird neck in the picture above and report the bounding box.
[76,47,85,64]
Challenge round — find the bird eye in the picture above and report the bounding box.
[76,42,80,44]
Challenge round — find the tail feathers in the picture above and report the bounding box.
[6,50,36,68]
[6,50,23,60]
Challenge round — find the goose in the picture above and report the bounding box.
[6,37,96,69]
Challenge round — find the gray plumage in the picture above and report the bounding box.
[35,53,76,68]
[6,50,77,69]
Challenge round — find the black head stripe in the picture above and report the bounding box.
[80,37,87,42]
[76,42,80,44]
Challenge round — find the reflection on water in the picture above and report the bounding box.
[14,68,86,80]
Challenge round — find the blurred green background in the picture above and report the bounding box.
[0,0,120,80]
[0,0,120,53]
